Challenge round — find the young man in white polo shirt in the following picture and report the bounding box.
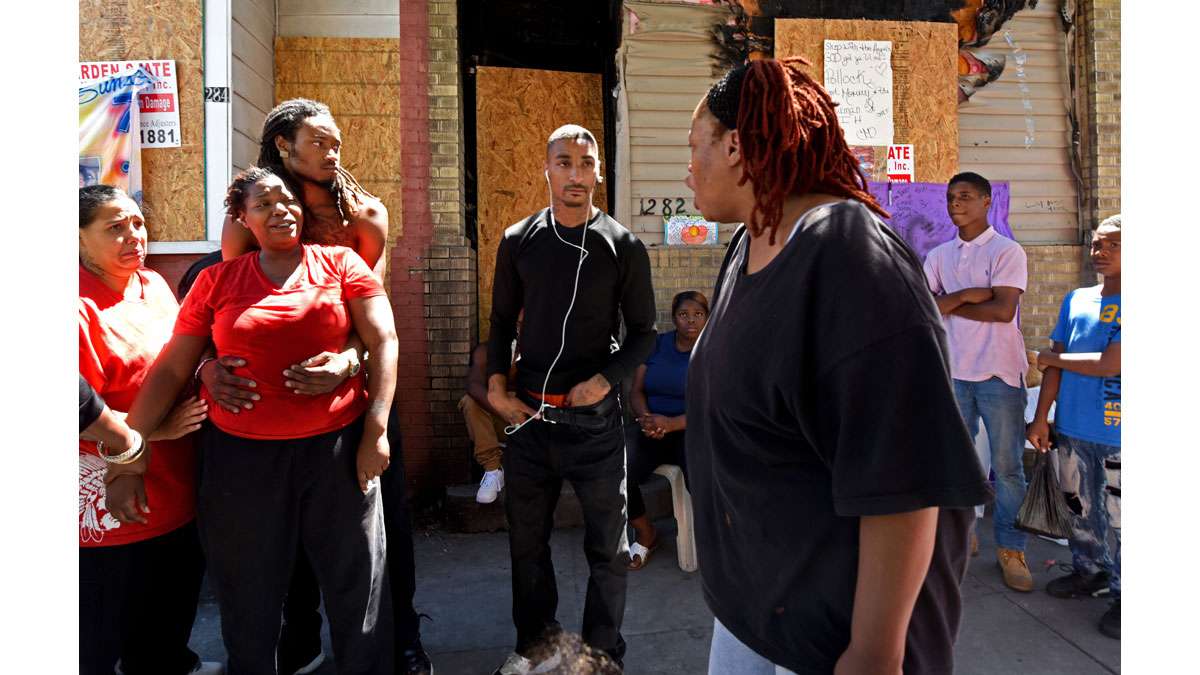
[924,172,1033,592]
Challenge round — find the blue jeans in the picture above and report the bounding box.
[1057,433,1121,597]
[708,619,796,675]
[953,377,1029,551]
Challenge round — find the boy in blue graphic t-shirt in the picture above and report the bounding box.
[1028,214,1121,641]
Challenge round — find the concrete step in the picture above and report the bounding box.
[444,472,676,533]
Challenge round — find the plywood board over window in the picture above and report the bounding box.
[275,36,404,276]
[775,18,960,184]
[79,0,205,242]
[475,66,606,339]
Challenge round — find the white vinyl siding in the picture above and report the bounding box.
[616,0,727,246]
[277,0,400,38]
[232,0,276,170]
[957,2,1081,244]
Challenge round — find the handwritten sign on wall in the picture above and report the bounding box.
[824,40,894,146]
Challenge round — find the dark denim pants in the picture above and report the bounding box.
[953,377,1029,551]
[1058,433,1121,597]
[504,390,630,664]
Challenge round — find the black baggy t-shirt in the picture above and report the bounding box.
[686,201,993,674]
[487,208,657,394]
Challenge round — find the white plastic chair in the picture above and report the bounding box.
[652,464,698,572]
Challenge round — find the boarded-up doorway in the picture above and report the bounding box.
[475,66,607,339]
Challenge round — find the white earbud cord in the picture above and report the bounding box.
[504,201,591,436]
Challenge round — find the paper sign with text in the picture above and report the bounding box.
[80,60,181,148]
[886,144,914,182]
[824,40,894,146]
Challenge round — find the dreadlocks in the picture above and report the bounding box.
[706,58,889,244]
[257,98,376,228]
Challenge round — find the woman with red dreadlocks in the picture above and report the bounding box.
[683,59,992,674]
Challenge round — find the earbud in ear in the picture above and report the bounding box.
[544,170,549,182]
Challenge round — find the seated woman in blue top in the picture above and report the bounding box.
[626,290,709,570]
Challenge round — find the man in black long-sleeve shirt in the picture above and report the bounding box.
[485,124,656,675]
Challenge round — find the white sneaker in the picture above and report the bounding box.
[492,649,561,675]
[493,652,535,675]
[477,469,505,504]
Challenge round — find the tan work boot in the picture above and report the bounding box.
[997,548,1034,592]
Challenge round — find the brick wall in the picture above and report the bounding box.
[396,0,437,497]
[1078,0,1120,229]
[425,0,474,490]
[1021,245,1086,350]
[645,248,725,328]
[397,0,473,499]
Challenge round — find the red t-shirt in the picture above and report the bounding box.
[79,267,197,548]
[174,244,385,440]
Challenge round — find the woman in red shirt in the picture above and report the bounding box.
[78,185,217,675]
[111,167,400,674]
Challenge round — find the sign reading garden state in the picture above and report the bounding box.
[80,60,181,148]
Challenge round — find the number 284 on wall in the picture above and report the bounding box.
[639,198,689,217]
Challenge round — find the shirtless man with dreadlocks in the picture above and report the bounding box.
[198,99,432,675]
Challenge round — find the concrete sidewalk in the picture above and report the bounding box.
[188,516,1120,674]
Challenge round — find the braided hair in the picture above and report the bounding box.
[705,58,888,244]
[257,98,376,227]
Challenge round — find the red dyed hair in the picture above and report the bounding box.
[722,57,889,243]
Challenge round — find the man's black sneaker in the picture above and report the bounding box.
[400,640,433,675]
[1045,570,1111,599]
[1099,599,1120,639]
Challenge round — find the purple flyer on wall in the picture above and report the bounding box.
[867,181,1013,262]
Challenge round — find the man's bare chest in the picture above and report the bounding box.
[302,204,357,248]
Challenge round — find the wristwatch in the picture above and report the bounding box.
[346,354,362,377]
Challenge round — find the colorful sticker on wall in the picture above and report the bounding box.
[952,0,1039,103]
[868,181,1012,262]
[79,67,158,201]
[850,146,877,180]
[80,60,181,148]
[665,215,719,246]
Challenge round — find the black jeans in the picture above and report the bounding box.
[79,520,205,675]
[198,417,389,675]
[625,425,687,521]
[281,411,423,660]
[504,390,629,663]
